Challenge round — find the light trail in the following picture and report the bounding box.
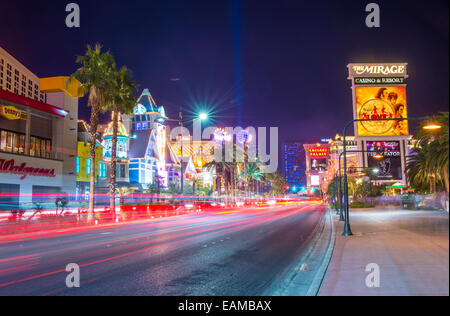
[0,203,320,290]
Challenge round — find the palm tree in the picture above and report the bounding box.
[407,112,449,193]
[106,66,137,212]
[117,187,134,206]
[406,147,434,193]
[266,171,286,195]
[204,160,234,196]
[242,163,263,196]
[70,44,115,222]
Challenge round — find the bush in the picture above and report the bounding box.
[350,201,375,208]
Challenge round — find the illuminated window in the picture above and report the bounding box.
[86,158,91,174]
[136,123,142,130]
[120,164,126,178]
[76,157,80,173]
[0,130,27,155]
[99,162,107,178]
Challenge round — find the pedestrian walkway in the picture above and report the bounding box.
[319,208,449,296]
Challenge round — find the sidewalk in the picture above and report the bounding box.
[319,208,449,296]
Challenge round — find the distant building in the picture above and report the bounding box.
[121,89,180,188]
[76,120,108,199]
[282,142,307,189]
[304,143,330,193]
[101,115,130,185]
[0,46,46,102]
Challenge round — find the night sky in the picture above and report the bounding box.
[1,0,448,142]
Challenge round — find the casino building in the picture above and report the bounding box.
[98,89,181,189]
[323,63,414,193]
[304,143,330,193]
[0,46,81,208]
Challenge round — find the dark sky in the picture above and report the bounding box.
[1,0,448,142]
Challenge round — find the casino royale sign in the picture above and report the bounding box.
[0,159,56,180]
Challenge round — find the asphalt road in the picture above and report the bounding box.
[0,201,324,296]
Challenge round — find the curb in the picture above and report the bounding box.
[306,206,336,296]
[265,205,336,296]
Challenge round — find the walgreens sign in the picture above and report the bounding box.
[0,159,56,180]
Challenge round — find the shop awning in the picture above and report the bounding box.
[0,88,68,118]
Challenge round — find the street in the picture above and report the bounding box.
[0,201,324,296]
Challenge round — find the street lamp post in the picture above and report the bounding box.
[338,149,380,223]
[179,111,184,196]
[333,174,339,214]
[168,111,209,198]
[341,116,430,236]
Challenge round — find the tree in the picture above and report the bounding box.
[204,160,234,195]
[70,44,115,222]
[266,172,286,195]
[106,66,137,212]
[166,183,181,195]
[407,112,449,194]
[117,187,134,206]
[242,163,263,196]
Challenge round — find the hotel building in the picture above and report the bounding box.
[0,46,80,209]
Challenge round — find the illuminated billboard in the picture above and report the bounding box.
[311,158,327,171]
[366,141,402,180]
[307,147,329,158]
[311,175,320,186]
[355,86,408,136]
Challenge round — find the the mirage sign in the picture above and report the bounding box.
[348,63,408,78]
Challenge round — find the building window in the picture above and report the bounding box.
[120,164,126,178]
[76,157,80,174]
[99,162,107,178]
[136,122,142,130]
[86,158,91,174]
[0,130,25,155]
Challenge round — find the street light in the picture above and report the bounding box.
[167,111,210,196]
[199,112,208,121]
[422,122,442,130]
[341,116,432,236]
[337,149,381,222]
[373,153,384,159]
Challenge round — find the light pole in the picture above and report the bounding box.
[168,111,208,197]
[338,149,383,223]
[341,116,435,236]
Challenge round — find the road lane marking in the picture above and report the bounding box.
[216,210,241,214]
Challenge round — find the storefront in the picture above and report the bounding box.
[0,89,68,209]
[0,47,82,210]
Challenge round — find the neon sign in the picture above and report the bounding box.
[308,147,329,158]
[0,106,26,120]
[0,159,56,180]
[351,65,406,76]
